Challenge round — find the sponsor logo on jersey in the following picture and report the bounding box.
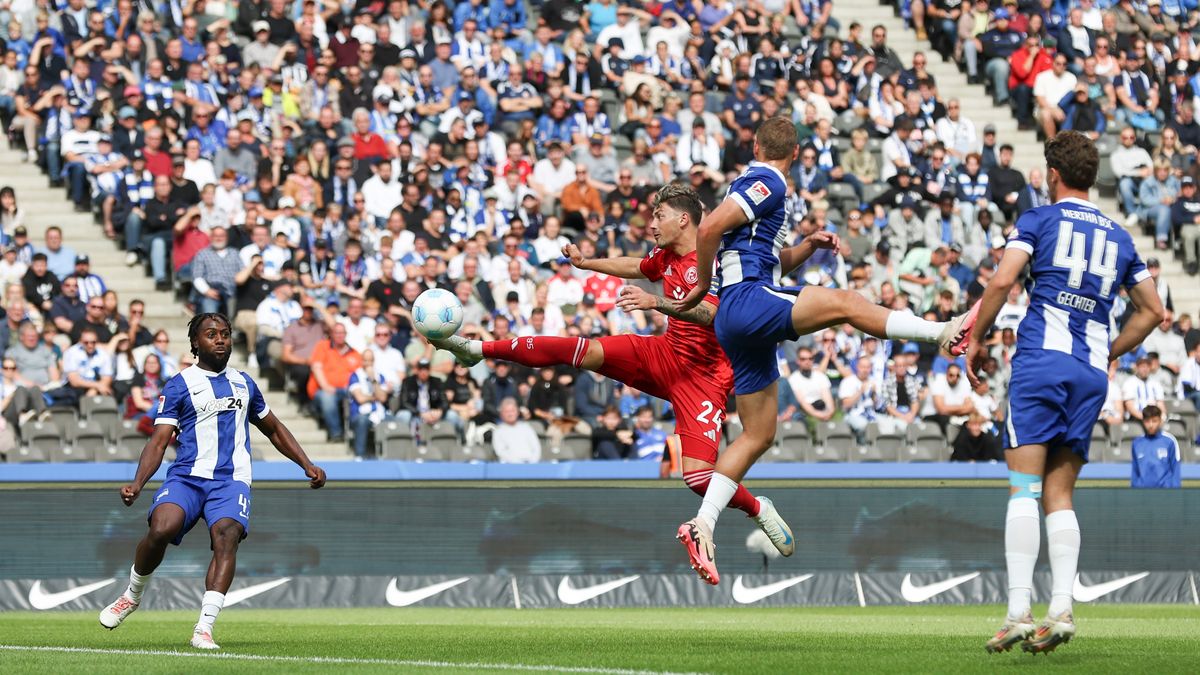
[899,572,980,602]
[684,266,698,284]
[556,576,640,605]
[28,579,116,610]
[385,577,471,607]
[1073,572,1149,602]
[747,180,771,205]
[730,574,814,604]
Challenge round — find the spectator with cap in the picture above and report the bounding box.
[112,105,143,158]
[1173,176,1200,275]
[1058,81,1106,139]
[395,356,454,429]
[0,244,27,288]
[72,255,105,303]
[63,327,114,401]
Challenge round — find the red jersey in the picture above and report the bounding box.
[584,272,622,312]
[638,247,727,368]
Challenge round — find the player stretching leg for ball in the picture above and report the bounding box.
[99,313,327,650]
[434,183,828,559]
[672,117,980,584]
[966,132,1164,654]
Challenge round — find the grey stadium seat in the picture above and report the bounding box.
[902,422,949,462]
[865,432,905,462]
[375,420,417,460]
[44,406,78,437]
[808,420,855,462]
[6,444,48,463]
[559,433,594,462]
[423,422,459,462]
[1089,422,1111,459]
[1104,423,1138,463]
[80,395,120,430]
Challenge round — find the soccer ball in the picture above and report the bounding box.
[412,288,464,340]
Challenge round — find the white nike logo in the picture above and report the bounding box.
[224,578,292,607]
[899,572,981,603]
[1072,572,1149,602]
[28,579,117,610]
[730,574,814,604]
[556,575,640,605]
[385,577,471,607]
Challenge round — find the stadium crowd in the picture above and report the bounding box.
[0,0,1196,462]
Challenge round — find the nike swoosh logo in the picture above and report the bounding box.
[1073,572,1149,602]
[900,572,981,603]
[385,577,471,607]
[556,575,640,605]
[28,579,117,610]
[731,574,814,604]
[224,578,292,607]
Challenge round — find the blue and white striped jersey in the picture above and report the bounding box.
[717,161,792,288]
[155,365,270,486]
[1007,197,1150,371]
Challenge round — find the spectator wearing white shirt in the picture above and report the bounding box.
[674,118,721,175]
[839,358,882,443]
[1143,311,1188,375]
[239,224,292,280]
[934,99,978,164]
[360,160,404,228]
[368,322,406,387]
[63,328,114,400]
[256,280,303,369]
[927,364,975,436]
[1180,343,1200,412]
[787,348,835,423]
[333,297,378,353]
[1034,54,1077,141]
[880,118,915,182]
[595,6,649,59]
[182,138,217,189]
[545,261,584,312]
[532,217,570,273]
[993,285,1028,332]
[492,397,542,463]
[1123,356,1166,421]
[1110,127,1154,223]
[529,142,576,201]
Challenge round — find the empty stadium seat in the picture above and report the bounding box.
[98,420,146,462]
[375,421,417,460]
[1105,423,1139,463]
[455,444,497,462]
[809,421,855,462]
[867,433,906,462]
[80,395,120,430]
[556,433,593,462]
[1089,422,1111,459]
[775,421,811,460]
[6,444,48,463]
[760,442,804,462]
[27,422,69,460]
[44,407,78,437]
[421,422,459,462]
[902,422,949,462]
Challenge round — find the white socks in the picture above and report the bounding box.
[696,472,739,531]
[466,340,483,356]
[884,311,945,342]
[1045,510,1080,618]
[1005,497,1040,620]
[197,591,225,633]
[127,566,151,603]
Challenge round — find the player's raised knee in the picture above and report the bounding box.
[210,520,244,550]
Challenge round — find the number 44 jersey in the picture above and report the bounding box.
[1007,197,1150,371]
[155,365,270,485]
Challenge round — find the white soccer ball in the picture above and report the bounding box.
[412,288,464,340]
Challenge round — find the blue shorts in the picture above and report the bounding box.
[1005,350,1107,461]
[714,281,802,395]
[147,475,251,546]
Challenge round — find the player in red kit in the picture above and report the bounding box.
[434,183,833,560]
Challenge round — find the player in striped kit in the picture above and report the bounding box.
[99,313,327,650]
[967,131,1165,654]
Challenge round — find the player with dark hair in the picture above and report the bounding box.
[435,182,839,558]
[967,131,1164,654]
[99,313,327,650]
[672,116,979,585]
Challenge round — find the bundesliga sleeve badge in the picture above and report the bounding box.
[747,180,772,205]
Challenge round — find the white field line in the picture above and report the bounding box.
[0,644,705,675]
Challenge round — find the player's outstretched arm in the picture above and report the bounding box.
[674,198,748,311]
[615,285,716,326]
[779,230,840,277]
[1109,278,1168,362]
[562,243,646,280]
[253,411,327,489]
[966,247,1030,387]
[120,424,176,506]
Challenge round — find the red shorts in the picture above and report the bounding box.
[595,334,733,464]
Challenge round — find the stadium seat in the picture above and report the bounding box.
[454,444,497,462]
[80,395,120,430]
[827,182,858,207]
[556,433,593,462]
[6,444,48,463]
[100,422,148,462]
[27,421,71,460]
[1105,423,1138,463]
[61,420,105,461]
[724,418,744,443]
[422,422,459,462]
[809,421,855,462]
[866,433,905,462]
[375,421,417,460]
[760,442,804,462]
[1089,422,1112,459]
[652,421,674,436]
[902,422,949,462]
[833,110,860,135]
[862,182,888,205]
[44,406,78,437]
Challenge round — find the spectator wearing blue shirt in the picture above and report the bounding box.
[489,0,527,39]
[455,0,493,32]
[975,9,1024,105]
[535,98,575,147]
[631,405,668,460]
[1130,405,1182,488]
[723,74,762,135]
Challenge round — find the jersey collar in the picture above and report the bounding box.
[1057,196,1099,210]
[748,160,786,184]
[190,364,230,378]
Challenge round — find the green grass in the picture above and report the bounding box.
[0,605,1197,673]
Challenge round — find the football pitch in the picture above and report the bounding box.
[1,605,1197,673]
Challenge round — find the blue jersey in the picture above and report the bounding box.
[718,161,792,288]
[155,365,270,486]
[1007,197,1149,371]
[1131,432,1182,488]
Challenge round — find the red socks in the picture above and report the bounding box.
[482,336,588,368]
[683,469,761,517]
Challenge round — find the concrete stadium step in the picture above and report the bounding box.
[838,0,1200,315]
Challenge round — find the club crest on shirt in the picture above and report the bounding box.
[684,266,698,284]
[747,180,771,205]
